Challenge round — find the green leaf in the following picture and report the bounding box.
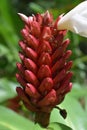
[0,78,18,103]
[0,0,19,61]
[48,122,73,130]
[0,44,9,56]
[85,97,87,114]
[69,83,87,99]
[50,96,87,130]
[0,106,34,130]
[29,2,45,13]
[0,106,73,130]
[33,124,47,130]
[33,122,73,130]
[0,106,49,130]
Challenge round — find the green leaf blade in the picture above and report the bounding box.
[48,122,73,130]
[0,106,34,130]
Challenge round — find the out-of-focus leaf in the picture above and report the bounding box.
[51,95,87,130]
[0,44,9,56]
[33,124,46,130]
[50,108,66,125]
[69,83,87,99]
[33,123,72,130]
[0,0,20,35]
[29,2,45,13]
[0,106,34,130]
[0,0,19,61]
[0,78,18,103]
[0,23,19,61]
[0,106,48,130]
[48,122,73,130]
[85,97,87,113]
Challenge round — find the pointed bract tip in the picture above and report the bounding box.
[45,10,50,16]
[18,13,28,23]
[46,10,50,14]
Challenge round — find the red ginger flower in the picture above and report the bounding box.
[16,11,73,127]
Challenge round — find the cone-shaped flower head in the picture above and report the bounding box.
[16,11,73,127]
[58,1,87,37]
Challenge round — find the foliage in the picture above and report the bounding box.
[0,0,87,130]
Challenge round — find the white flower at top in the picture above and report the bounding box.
[58,1,87,37]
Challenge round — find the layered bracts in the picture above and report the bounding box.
[16,11,73,127]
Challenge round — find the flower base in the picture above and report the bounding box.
[35,112,51,127]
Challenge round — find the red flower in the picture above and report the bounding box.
[16,11,73,127]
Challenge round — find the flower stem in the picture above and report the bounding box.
[35,112,51,127]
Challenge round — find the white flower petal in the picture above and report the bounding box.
[71,13,87,37]
[58,1,87,37]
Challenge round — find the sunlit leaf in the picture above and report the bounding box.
[69,83,87,99]
[33,124,46,130]
[0,106,34,130]
[51,95,87,130]
[0,78,18,103]
[48,122,73,130]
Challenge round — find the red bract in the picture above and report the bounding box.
[16,11,73,127]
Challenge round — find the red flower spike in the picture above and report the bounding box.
[24,58,37,73]
[30,21,41,37]
[38,40,52,54]
[16,87,38,112]
[52,39,70,62]
[16,73,26,87]
[52,58,65,73]
[64,61,73,71]
[16,11,73,127]
[37,65,51,80]
[53,69,65,85]
[25,47,37,61]
[36,13,43,25]
[19,52,24,61]
[25,83,41,99]
[43,11,53,25]
[38,89,57,107]
[25,70,39,87]
[38,52,51,66]
[41,27,52,40]
[16,62,25,75]
[19,41,26,51]
[63,50,72,59]
[38,77,53,94]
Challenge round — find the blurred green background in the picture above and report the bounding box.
[0,0,87,130]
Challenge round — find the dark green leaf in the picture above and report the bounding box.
[29,2,45,13]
